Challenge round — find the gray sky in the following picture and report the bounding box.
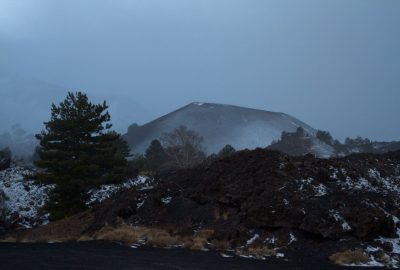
[0,0,399,141]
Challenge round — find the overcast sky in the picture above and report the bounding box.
[0,0,399,141]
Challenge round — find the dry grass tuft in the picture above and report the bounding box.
[94,225,184,247]
[214,208,220,220]
[236,245,276,259]
[329,249,370,265]
[94,225,146,245]
[146,229,181,247]
[77,235,94,242]
[0,236,17,243]
[93,225,216,250]
[378,252,390,264]
[189,229,214,250]
[211,239,231,251]
[214,208,229,221]
[190,236,208,250]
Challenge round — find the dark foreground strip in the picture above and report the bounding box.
[0,242,386,270]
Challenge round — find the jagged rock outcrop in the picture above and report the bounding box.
[84,149,400,266]
[5,149,400,267]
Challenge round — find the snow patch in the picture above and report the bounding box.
[288,233,297,245]
[313,183,327,196]
[276,252,285,258]
[161,196,172,204]
[246,234,260,245]
[87,176,151,205]
[0,166,152,227]
[298,178,313,191]
[136,201,145,209]
[0,166,53,228]
[283,198,289,206]
[220,253,233,258]
[329,210,352,232]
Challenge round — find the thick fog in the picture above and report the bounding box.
[0,0,399,145]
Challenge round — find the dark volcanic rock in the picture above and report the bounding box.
[0,190,7,232]
[6,148,400,267]
[89,149,400,246]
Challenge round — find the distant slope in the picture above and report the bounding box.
[123,102,316,154]
[0,75,149,134]
[0,75,67,133]
[268,135,335,158]
[268,130,400,158]
[0,73,150,157]
[0,75,67,157]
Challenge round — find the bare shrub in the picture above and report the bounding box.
[161,125,206,169]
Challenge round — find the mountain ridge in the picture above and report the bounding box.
[124,102,316,154]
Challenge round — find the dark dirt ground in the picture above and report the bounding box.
[0,242,388,270]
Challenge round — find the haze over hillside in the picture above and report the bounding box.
[1,1,399,142]
[0,73,150,134]
[123,102,316,154]
[0,72,151,157]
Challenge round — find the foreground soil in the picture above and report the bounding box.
[0,241,387,270]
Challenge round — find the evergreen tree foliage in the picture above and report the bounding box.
[34,92,128,220]
[0,147,11,170]
[345,136,371,146]
[0,189,8,223]
[128,154,147,174]
[114,136,131,159]
[316,130,334,145]
[218,144,236,158]
[295,127,305,137]
[144,139,166,173]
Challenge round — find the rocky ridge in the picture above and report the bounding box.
[4,149,399,267]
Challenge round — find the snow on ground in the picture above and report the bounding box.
[0,165,152,228]
[297,178,313,191]
[161,196,172,204]
[329,210,352,232]
[376,225,400,268]
[246,234,260,245]
[344,257,385,268]
[220,253,234,258]
[87,176,152,206]
[295,178,329,197]
[331,166,400,195]
[313,183,327,196]
[0,166,53,227]
[288,233,297,245]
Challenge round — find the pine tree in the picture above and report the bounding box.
[145,139,166,173]
[316,130,334,145]
[34,92,128,220]
[218,144,236,158]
